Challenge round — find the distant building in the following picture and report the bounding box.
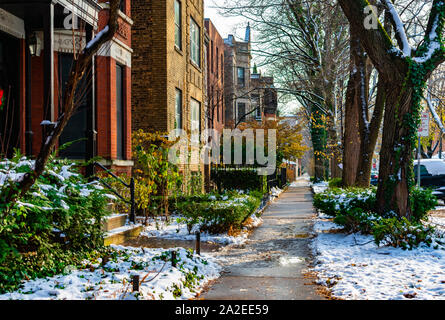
[223,23,278,127]
[250,72,278,122]
[204,18,224,133]
[223,23,252,127]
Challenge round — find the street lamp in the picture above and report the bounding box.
[28,32,39,57]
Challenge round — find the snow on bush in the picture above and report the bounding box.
[0,246,220,300]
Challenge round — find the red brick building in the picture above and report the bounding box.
[204,18,224,133]
[0,0,133,175]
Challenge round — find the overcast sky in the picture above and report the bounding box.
[204,0,248,41]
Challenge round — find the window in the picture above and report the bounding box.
[175,88,182,129]
[216,47,219,78]
[221,54,224,78]
[210,41,213,73]
[414,165,430,176]
[174,0,182,49]
[116,64,125,160]
[252,94,261,119]
[237,102,246,123]
[120,0,126,14]
[190,18,200,66]
[59,53,87,159]
[237,67,245,87]
[190,98,200,142]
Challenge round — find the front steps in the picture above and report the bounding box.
[103,214,142,245]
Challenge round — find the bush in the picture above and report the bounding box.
[176,192,261,234]
[313,187,376,217]
[0,153,112,293]
[313,186,438,249]
[211,168,266,193]
[372,217,435,250]
[410,187,438,222]
[328,178,343,188]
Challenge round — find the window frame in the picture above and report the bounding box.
[174,0,182,50]
[190,98,201,142]
[190,17,201,67]
[175,88,183,130]
[237,67,245,87]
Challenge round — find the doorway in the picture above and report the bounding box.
[0,31,20,158]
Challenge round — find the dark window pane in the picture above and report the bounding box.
[59,53,87,159]
[116,64,124,160]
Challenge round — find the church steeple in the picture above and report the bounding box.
[244,22,251,42]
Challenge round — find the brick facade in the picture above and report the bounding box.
[0,1,133,175]
[204,19,225,133]
[132,0,205,133]
[132,0,205,179]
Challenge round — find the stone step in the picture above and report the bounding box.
[104,224,143,246]
[102,214,128,232]
[430,208,445,216]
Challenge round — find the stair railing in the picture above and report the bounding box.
[91,162,136,223]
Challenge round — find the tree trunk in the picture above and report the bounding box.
[311,106,328,182]
[355,80,385,187]
[376,83,413,217]
[342,31,364,187]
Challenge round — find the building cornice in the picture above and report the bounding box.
[0,8,25,39]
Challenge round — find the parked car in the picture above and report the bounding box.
[370,170,379,186]
[413,159,445,200]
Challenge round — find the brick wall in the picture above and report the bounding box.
[132,0,205,187]
[205,19,224,132]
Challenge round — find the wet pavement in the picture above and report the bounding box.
[122,236,222,253]
[200,181,324,300]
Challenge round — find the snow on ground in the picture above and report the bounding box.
[289,174,311,188]
[139,214,262,246]
[312,216,445,300]
[0,246,220,300]
[311,181,328,194]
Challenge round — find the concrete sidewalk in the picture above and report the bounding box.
[200,182,324,300]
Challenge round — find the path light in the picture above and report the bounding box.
[196,231,201,255]
[132,274,140,292]
[171,251,177,267]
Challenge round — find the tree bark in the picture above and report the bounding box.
[342,31,365,187]
[355,80,385,187]
[376,82,413,217]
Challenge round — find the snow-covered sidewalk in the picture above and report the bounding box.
[312,215,445,300]
[0,246,220,300]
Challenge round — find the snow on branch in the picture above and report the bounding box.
[425,95,445,136]
[85,26,109,51]
[382,0,412,57]
[414,15,442,63]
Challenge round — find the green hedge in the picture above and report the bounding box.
[211,168,267,193]
[0,154,111,293]
[176,191,262,234]
[313,187,438,249]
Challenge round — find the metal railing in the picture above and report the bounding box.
[92,162,136,223]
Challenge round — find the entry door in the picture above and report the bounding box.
[58,53,88,159]
[0,31,20,158]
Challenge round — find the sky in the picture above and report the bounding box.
[204,0,248,41]
[204,0,297,115]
